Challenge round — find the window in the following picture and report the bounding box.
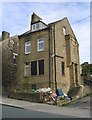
[25,41,31,54]
[31,84,36,91]
[36,23,39,30]
[32,22,47,32]
[32,23,39,31]
[63,27,66,35]
[32,24,35,31]
[13,53,18,65]
[24,62,30,77]
[61,62,65,76]
[39,60,44,75]
[38,38,44,51]
[31,61,37,75]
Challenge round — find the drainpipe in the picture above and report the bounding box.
[53,24,57,94]
[48,26,51,88]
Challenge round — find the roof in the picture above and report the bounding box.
[19,27,49,38]
[48,17,67,25]
[19,14,76,40]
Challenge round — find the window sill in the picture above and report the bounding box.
[25,52,31,55]
[31,74,44,77]
[38,50,44,52]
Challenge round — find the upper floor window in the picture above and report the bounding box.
[32,22,47,32]
[25,41,31,54]
[32,24,39,31]
[32,24,36,31]
[38,38,44,52]
[63,26,67,35]
[36,23,39,30]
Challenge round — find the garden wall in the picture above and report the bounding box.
[9,92,43,103]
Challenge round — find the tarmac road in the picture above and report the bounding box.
[2,104,74,118]
[0,95,91,118]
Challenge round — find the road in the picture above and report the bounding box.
[1,95,91,118]
[2,104,74,118]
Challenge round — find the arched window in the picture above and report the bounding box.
[63,26,66,35]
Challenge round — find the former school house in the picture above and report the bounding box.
[16,12,81,93]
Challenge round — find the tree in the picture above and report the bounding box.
[81,62,92,75]
[2,35,19,92]
[81,62,92,86]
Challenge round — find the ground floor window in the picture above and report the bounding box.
[24,62,30,76]
[31,61,37,75]
[38,59,44,75]
[24,60,44,76]
[61,61,65,76]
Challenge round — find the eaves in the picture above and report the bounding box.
[18,27,49,38]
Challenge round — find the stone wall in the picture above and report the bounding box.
[82,85,92,96]
[9,92,43,103]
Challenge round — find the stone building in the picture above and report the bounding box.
[0,41,2,92]
[1,31,19,92]
[16,12,81,93]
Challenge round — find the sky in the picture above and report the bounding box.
[0,0,91,64]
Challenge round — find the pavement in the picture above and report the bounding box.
[0,96,91,118]
[67,95,91,110]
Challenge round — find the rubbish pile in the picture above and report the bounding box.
[57,88,72,101]
[35,87,57,103]
[35,87,72,103]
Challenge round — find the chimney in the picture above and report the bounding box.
[2,31,10,40]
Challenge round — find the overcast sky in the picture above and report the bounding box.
[0,0,91,64]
